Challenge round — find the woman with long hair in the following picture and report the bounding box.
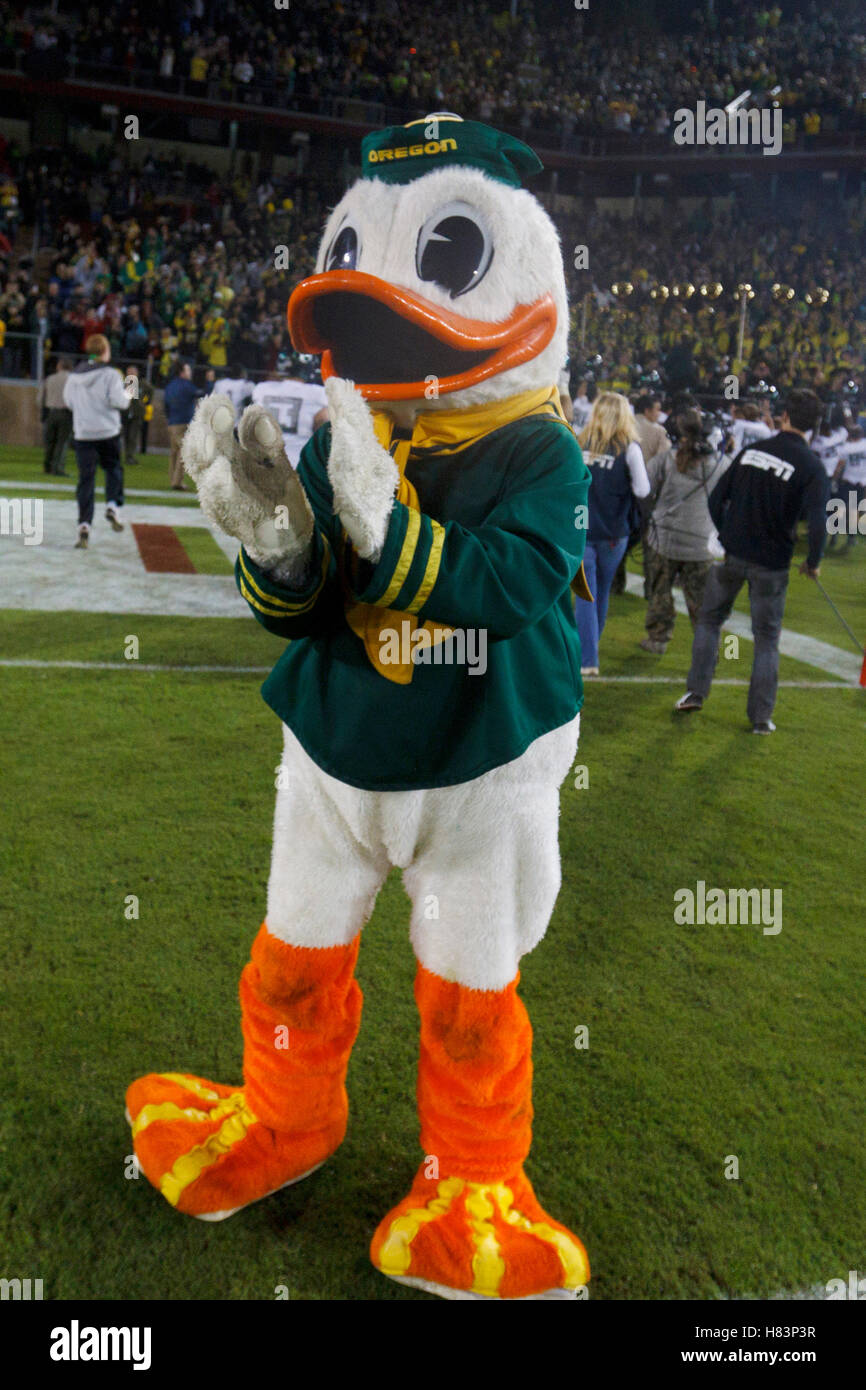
[640,406,731,654]
[574,391,651,674]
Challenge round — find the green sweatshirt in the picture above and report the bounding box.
[236,413,590,791]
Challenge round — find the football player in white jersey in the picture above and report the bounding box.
[212,369,254,415]
[809,406,849,480]
[725,402,773,455]
[571,379,593,432]
[250,354,328,468]
[834,428,866,487]
[832,426,866,550]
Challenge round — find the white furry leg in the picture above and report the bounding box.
[399,716,581,991]
[266,727,391,947]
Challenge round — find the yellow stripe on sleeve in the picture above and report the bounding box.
[239,575,322,621]
[238,544,328,619]
[376,507,421,609]
[238,543,329,613]
[405,519,446,614]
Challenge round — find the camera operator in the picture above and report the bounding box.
[675,388,828,734]
[640,406,730,655]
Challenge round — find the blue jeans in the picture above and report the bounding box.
[74,435,124,527]
[687,554,789,725]
[574,537,628,668]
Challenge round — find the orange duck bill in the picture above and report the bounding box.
[286,270,556,402]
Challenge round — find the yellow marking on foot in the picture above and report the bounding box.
[465,1185,506,1297]
[494,1185,589,1289]
[132,1100,214,1137]
[377,1177,464,1277]
[158,1073,222,1103]
[157,1092,258,1208]
[131,1089,248,1138]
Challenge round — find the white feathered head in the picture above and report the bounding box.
[287,114,568,411]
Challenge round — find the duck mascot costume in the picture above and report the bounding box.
[126,114,594,1300]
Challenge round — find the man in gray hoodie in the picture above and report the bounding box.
[63,333,131,549]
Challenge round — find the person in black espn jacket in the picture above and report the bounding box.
[674,388,828,734]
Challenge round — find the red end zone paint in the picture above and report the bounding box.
[132,523,196,574]
[860,648,866,688]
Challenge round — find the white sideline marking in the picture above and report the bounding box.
[586,675,856,689]
[0,660,857,688]
[0,659,271,674]
[0,499,244,617]
[624,573,862,682]
[5,478,195,501]
[726,1284,829,1301]
[1,497,861,673]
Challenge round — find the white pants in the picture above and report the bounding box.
[266,715,580,992]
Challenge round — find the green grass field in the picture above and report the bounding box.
[1,446,865,1301]
[0,444,199,508]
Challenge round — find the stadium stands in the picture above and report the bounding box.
[5,0,866,142]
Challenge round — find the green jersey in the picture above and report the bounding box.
[236,414,590,791]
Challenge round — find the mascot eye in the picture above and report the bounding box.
[416,202,493,298]
[325,224,359,272]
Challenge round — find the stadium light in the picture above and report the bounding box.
[734,284,754,364]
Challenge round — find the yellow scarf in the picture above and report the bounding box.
[342,385,587,684]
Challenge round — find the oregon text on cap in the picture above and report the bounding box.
[367,138,458,164]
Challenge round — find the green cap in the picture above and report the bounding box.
[361,113,543,188]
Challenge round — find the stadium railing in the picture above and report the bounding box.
[9,52,865,155]
[0,334,154,386]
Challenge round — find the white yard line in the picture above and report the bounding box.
[585,675,856,688]
[623,573,861,683]
[727,1282,844,1301]
[0,659,857,688]
[0,498,861,677]
[4,478,196,501]
[0,659,271,673]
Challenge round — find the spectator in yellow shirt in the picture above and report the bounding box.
[199,312,229,369]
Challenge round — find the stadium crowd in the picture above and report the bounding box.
[0,138,332,382]
[563,197,866,397]
[2,130,864,409]
[5,0,866,141]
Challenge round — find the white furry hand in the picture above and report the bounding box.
[182,395,315,573]
[325,377,399,561]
